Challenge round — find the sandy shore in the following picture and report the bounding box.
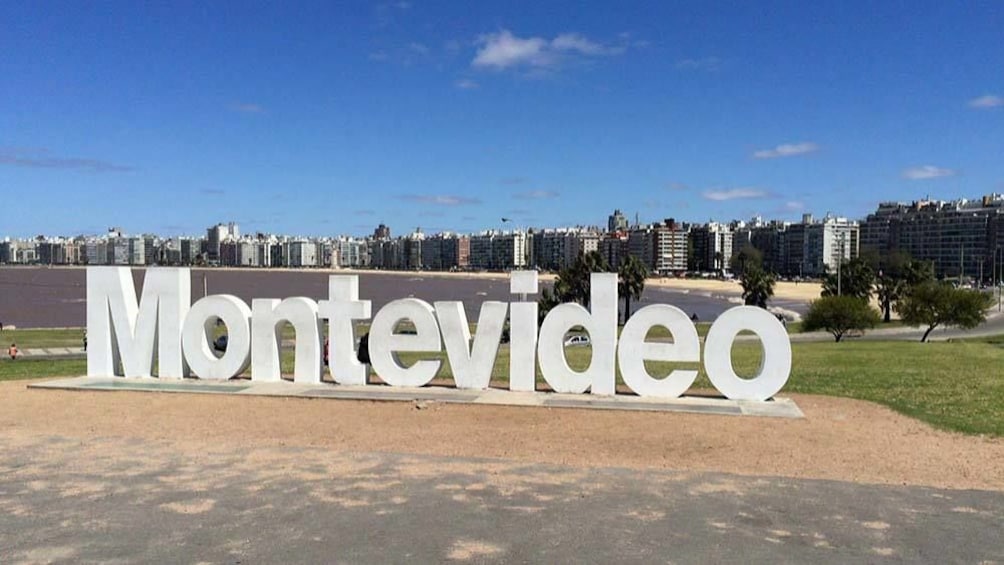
[646,277,822,302]
[309,269,824,303]
[26,265,822,303]
[2,380,1001,491]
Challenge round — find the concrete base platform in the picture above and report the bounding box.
[28,376,804,418]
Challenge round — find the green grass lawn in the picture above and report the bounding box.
[389,337,1004,437]
[0,328,86,350]
[0,358,87,382]
[0,318,911,352]
[4,327,1000,437]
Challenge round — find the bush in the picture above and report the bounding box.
[895,282,994,342]
[802,295,881,342]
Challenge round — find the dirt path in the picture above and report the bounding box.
[2,379,1002,491]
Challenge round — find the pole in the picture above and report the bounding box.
[837,233,843,296]
[203,273,208,298]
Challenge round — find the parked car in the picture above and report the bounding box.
[563,335,591,347]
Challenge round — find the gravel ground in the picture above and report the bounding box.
[2,380,1002,491]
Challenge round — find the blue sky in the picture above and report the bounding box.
[1,1,1002,238]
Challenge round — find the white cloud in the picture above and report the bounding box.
[455,79,479,90]
[902,165,957,180]
[472,29,624,70]
[702,188,769,201]
[969,94,1004,109]
[473,30,550,69]
[753,142,819,159]
[784,201,804,211]
[551,33,624,56]
[398,194,482,205]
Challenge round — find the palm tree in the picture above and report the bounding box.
[740,265,776,308]
[540,250,611,318]
[617,255,648,324]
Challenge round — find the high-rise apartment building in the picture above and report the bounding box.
[627,219,687,274]
[206,222,239,263]
[860,194,1004,279]
[688,222,733,273]
[607,209,628,233]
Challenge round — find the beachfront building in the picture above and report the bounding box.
[469,230,528,270]
[723,214,857,278]
[531,227,601,271]
[802,215,858,277]
[0,239,19,264]
[287,240,319,268]
[600,231,629,270]
[34,238,82,265]
[420,233,470,271]
[85,234,147,266]
[206,222,239,264]
[688,222,733,274]
[142,236,158,265]
[627,219,688,275]
[402,230,425,270]
[334,237,370,268]
[860,194,1004,280]
[370,237,404,270]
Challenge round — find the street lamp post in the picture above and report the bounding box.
[837,232,846,296]
[997,245,1002,312]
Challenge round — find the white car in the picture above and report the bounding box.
[563,335,591,347]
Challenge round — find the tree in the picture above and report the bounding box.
[538,250,611,321]
[730,230,767,298]
[617,254,648,324]
[802,296,881,342]
[537,286,561,325]
[894,282,994,342]
[873,252,935,322]
[821,257,874,300]
[730,245,763,276]
[740,265,775,308]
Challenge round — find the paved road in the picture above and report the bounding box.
[1,434,1001,564]
[790,309,1004,343]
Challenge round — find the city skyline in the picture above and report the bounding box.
[6,190,1004,283]
[2,2,1002,237]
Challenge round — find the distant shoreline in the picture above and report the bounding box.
[3,264,821,303]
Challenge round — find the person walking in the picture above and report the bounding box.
[8,343,19,360]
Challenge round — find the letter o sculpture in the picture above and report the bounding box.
[182,295,252,380]
[703,306,791,401]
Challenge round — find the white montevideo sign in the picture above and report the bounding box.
[86,267,791,401]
